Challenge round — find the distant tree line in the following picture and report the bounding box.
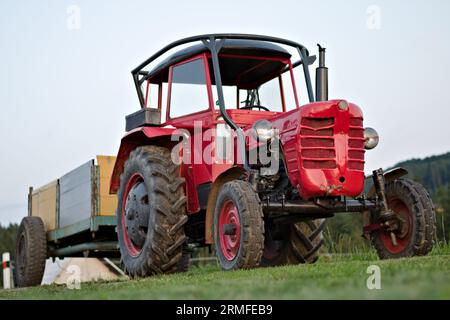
[399,152,450,196]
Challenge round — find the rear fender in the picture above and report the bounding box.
[109,127,176,194]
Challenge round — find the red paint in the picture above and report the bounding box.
[121,173,145,257]
[157,83,162,109]
[278,76,286,112]
[380,198,413,254]
[218,199,241,261]
[287,60,300,108]
[144,80,150,107]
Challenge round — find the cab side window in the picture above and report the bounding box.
[169,58,210,119]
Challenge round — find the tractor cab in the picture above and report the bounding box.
[126,39,314,131]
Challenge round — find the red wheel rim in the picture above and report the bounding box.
[121,173,146,257]
[379,198,413,254]
[218,199,241,261]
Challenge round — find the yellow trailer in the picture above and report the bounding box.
[15,156,120,287]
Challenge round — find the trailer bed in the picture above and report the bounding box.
[28,156,119,258]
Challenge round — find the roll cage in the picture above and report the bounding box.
[132,34,316,171]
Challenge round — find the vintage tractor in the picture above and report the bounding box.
[110,34,436,276]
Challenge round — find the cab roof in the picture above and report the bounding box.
[146,39,292,87]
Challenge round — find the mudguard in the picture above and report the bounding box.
[109,127,176,194]
[366,167,409,198]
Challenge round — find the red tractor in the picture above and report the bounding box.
[110,34,436,276]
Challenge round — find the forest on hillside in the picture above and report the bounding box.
[397,152,450,195]
[0,223,18,259]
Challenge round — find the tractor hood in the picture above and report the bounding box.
[266,100,366,199]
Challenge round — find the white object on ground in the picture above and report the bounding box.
[42,257,120,285]
[2,252,11,289]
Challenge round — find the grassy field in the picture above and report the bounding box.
[1,246,450,300]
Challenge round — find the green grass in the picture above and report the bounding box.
[1,247,450,300]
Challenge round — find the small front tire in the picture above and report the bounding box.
[370,179,435,259]
[213,180,264,270]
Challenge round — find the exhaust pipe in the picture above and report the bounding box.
[315,44,328,101]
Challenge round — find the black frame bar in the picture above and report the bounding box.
[262,198,381,221]
[131,34,315,171]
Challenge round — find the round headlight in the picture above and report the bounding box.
[252,119,274,142]
[364,127,379,150]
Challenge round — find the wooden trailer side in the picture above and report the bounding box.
[29,180,58,231]
[96,155,117,216]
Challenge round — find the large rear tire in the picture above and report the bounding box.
[261,219,325,266]
[117,146,188,277]
[370,179,435,259]
[213,180,264,270]
[14,216,47,287]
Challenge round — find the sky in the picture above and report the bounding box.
[0,0,449,225]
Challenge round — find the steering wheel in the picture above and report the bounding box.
[240,105,270,112]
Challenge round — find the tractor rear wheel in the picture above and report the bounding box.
[261,219,325,266]
[117,146,188,277]
[370,179,435,259]
[14,216,47,287]
[213,180,264,270]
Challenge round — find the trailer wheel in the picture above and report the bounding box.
[370,179,435,259]
[261,219,325,266]
[14,216,47,287]
[214,180,264,270]
[117,146,188,277]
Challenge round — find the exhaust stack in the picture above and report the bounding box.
[315,44,328,101]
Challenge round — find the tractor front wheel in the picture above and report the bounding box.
[370,179,436,259]
[213,180,264,270]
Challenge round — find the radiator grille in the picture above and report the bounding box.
[300,117,336,169]
[299,116,365,171]
[348,117,365,171]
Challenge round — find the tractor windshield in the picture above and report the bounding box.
[210,55,299,112]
